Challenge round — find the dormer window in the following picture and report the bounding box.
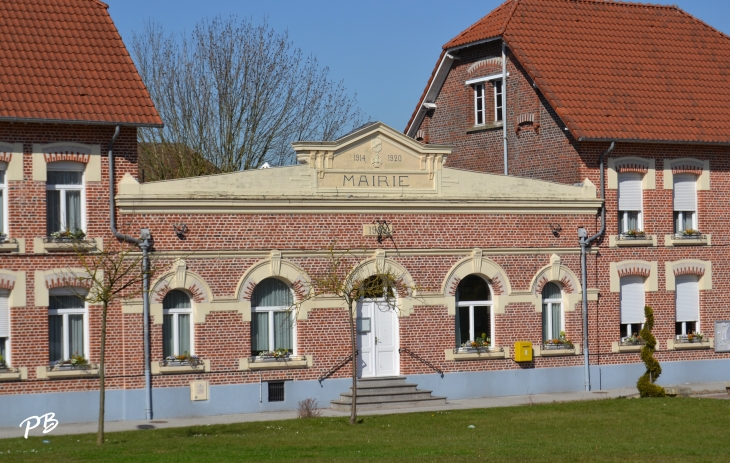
[467,73,506,127]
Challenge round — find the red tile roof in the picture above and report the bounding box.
[409,0,730,145]
[0,0,162,127]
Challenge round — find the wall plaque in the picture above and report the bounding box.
[715,321,730,352]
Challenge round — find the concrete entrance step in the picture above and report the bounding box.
[330,376,447,411]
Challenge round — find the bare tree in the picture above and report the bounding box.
[132,17,366,180]
[67,240,154,445]
[292,245,419,425]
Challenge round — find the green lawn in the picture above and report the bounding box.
[2,398,729,462]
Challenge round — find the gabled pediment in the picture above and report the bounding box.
[292,122,452,194]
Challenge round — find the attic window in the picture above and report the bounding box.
[467,73,506,127]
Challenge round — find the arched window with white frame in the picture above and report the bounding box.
[162,290,193,358]
[48,289,88,364]
[251,278,294,357]
[673,173,698,234]
[456,275,493,349]
[675,274,699,336]
[542,282,563,342]
[620,275,645,339]
[46,161,85,237]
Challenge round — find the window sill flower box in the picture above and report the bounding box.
[239,354,312,371]
[152,356,210,375]
[36,364,99,379]
[667,233,709,247]
[0,237,18,253]
[614,233,655,247]
[0,366,27,381]
[445,347,508,361]
[43,237,98,253]
[611,338,646,353]
[534,342,581,357]
[667,336,714,351]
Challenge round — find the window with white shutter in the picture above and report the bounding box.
[620,276,645,337]
[675,274,699,335]
[618,172,642,233]
[673,173,697,233]
[0,291,10,364]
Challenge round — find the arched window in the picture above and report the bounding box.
[620,276,644,339]
[673,173,698,234]
[675,274,699,336]
[541,282,562,342]
[46,161,85,237]
[618,172,642,234]
[163,290,193,358]
[251,278,294,357]
[48,289,87,363]
[456,275,492,349]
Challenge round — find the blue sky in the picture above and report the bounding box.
[107,0,730,133]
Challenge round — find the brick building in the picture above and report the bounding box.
[2,0,730,427]
[406,0,730,402]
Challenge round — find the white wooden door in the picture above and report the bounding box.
[356,300,399,378]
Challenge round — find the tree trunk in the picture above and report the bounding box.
[97,301,107,445]
[348,300,357,425]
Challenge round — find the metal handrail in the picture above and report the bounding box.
[399,347,444,378]
[318,350,358,384]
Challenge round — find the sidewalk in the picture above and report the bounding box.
[1,381,726,440]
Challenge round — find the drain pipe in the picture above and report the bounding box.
[579,141,614,392]
[107,125,154,420]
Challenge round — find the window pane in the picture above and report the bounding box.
[457,275,490,301]
[178,314,190,355]
[251,312,269,355]
[458,306,470,344]
[273,311,292,352]
[251,279,292,307]
[49,295,84,310]
[163,314,174,358]
[542,303,549,341]
[473,306,490,341]
[542,282,561,300]
[626,211,639,231]
[65,190,82,232]
[0,170,5,184]
[681,212,694,231]
[551,303,561,339]
[47,171,82,185]
[0,337,6,360]
[68,314,84,358]
[49,315,63,361]
[163,290,191,309]
[495,80,503,121]
[46,190,61,235]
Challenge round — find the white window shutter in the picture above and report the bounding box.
[620,275,645,324]
[0,294,8,337]
[618,173,642,211]
[673,173,697,212]
[676,274,699,322]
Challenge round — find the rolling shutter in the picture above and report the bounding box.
[675,274,699,322]
[673,173,697,212]
[620,276,645,324]
[0,293,8,337]
[618,173,642,211]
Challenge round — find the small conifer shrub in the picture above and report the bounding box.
[637,305,666,397]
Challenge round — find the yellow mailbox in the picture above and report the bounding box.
[514,341,533,362]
